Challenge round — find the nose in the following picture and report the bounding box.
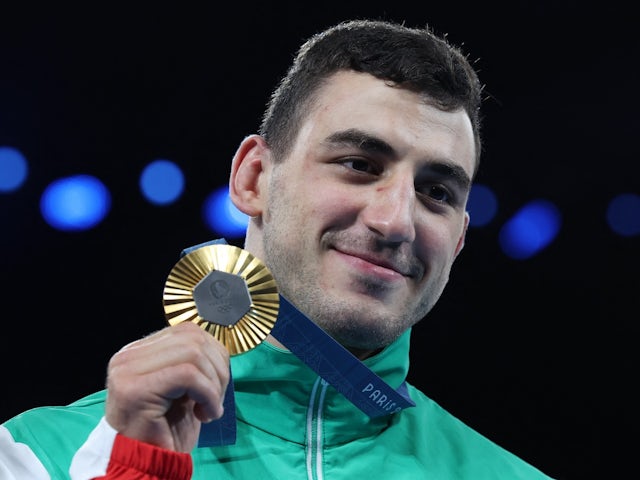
[361,174,416,243]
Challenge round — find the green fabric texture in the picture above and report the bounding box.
[4,330,553,479]
[4,390,106,478]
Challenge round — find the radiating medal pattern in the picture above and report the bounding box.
[163,244,279,355]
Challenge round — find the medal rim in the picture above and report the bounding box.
[162,244,279,355]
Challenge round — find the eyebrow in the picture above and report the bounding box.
[325,129,396,157]
[423,162,472,192]
[325,128,472,191]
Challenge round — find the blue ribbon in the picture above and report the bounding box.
[272,296,415,418]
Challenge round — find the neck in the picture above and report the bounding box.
[265,334,379,360]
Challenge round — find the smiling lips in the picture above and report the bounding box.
[332,247,420,281]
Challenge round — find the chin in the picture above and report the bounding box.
[326,317,403,351]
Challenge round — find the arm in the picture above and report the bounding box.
[70,419,193,480]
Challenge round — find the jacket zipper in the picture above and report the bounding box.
[306,377,329,480]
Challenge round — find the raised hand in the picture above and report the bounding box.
[104,321,230,452]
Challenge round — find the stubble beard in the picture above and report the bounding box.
[261,205,439,352]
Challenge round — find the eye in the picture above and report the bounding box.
[417,184,454,205]
[341,158,381,175]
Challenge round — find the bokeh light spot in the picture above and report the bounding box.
[467,183,498,227]
[40,174,111,231]
[140,159,184,205]
[0,146,28,192]
[202,186,249,238]
[606,193,640,237]
[499,199,562,260]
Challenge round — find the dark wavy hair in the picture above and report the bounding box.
[259,19,484,177]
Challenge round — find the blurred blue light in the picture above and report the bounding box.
[203,186,249,238]
[0,146,28,192]
[139,159,184,205]
[40,174,111,231]
[606,193,640,236]
[499,199,562,260]
[467,183,498,227]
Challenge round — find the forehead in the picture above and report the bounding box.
[293,71,476,177]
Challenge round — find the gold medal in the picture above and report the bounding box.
[162,244,279,355]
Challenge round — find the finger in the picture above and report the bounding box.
[112,323,229,380]
[108,323,230,420]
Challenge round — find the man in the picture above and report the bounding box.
[1,19,554,479]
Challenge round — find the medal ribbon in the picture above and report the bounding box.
[272,296,415,418]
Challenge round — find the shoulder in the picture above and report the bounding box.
[4,389,107,433]
[397,386,554,479]
[2,390,107,476]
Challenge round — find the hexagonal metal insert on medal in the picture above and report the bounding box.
[193,270,252,326]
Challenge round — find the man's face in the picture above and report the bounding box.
[253,71,475,354]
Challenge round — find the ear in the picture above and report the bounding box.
[454,211,470,258]
[229,134,270,217]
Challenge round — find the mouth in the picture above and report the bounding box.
[331,247,418,280]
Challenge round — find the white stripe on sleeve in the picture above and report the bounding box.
[69,416,117,480]
[0,425,50,480]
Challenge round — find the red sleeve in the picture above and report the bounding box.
[94,433,193,480]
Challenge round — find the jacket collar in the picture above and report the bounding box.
[231,329,412,445]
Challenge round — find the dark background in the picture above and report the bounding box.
[1,2,638,478]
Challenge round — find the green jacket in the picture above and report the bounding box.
[2,330,553,479]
